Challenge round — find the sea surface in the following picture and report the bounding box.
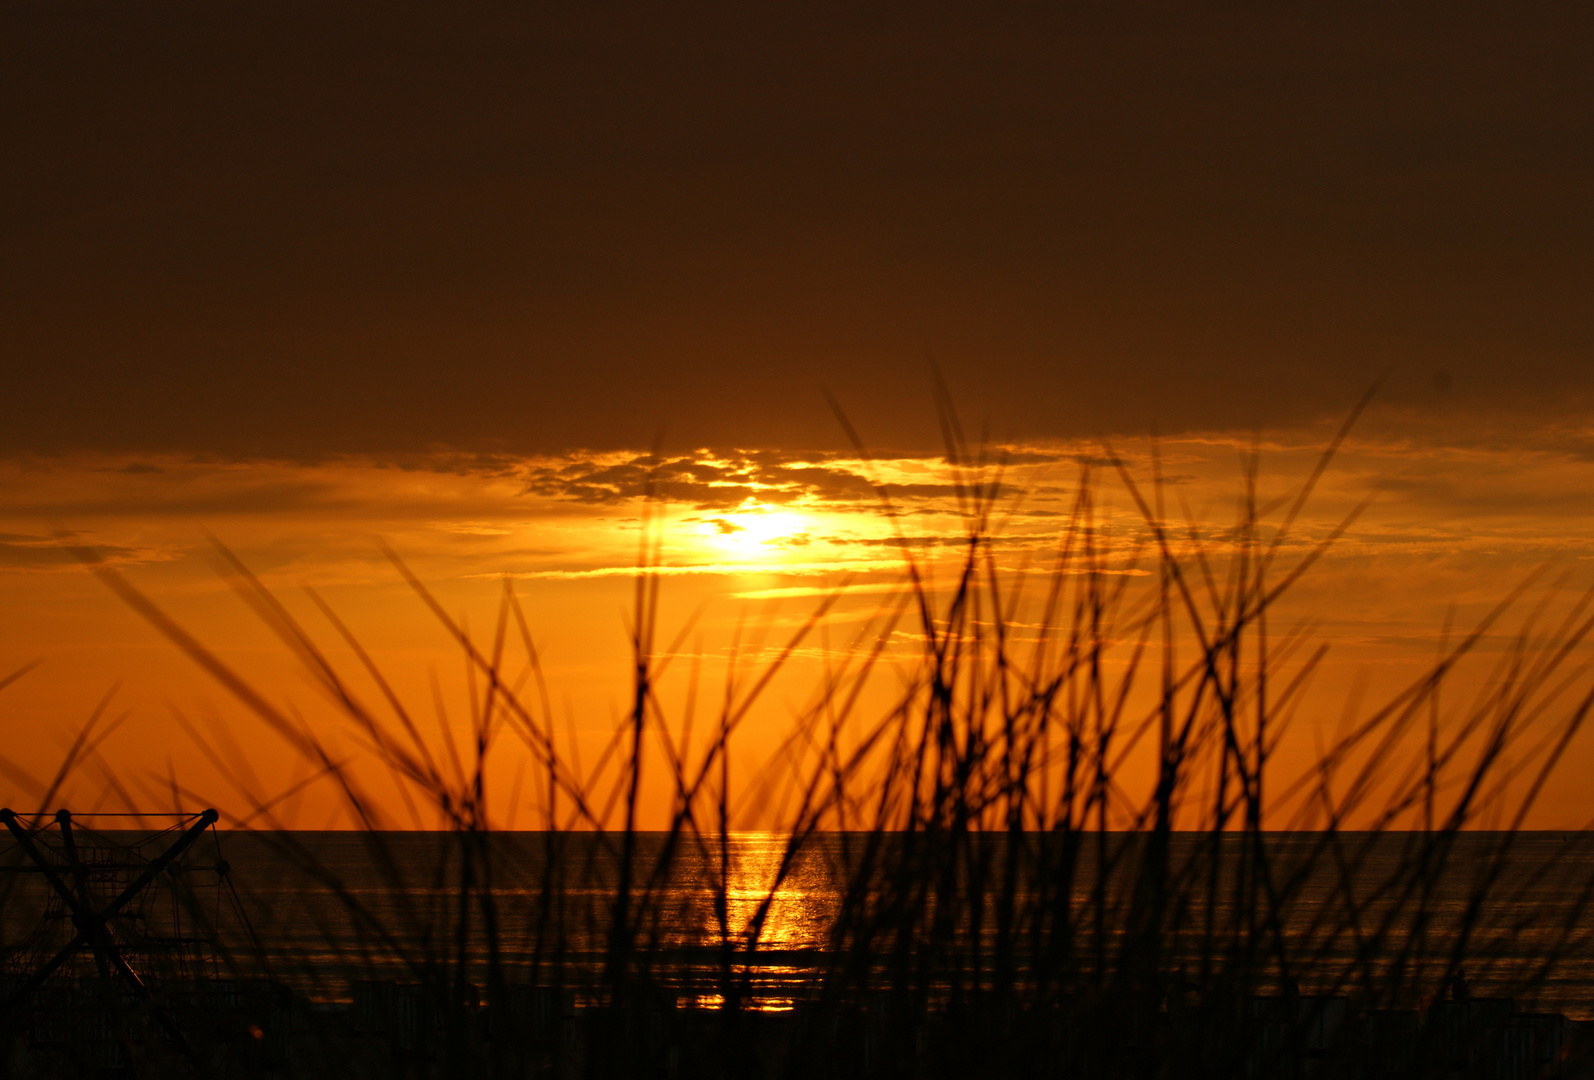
[6,828,1594,1016]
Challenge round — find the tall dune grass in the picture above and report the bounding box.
[9,401,1594,1078]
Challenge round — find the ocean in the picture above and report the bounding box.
[6,828,1594,1017]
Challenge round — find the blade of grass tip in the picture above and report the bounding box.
[0,658,40,696]
[636,596,709,690]
[466,605,506,820]
[1258,644,1331,763]
[824,387,942,636]
[1175,490,1226,626]
[303,586,448,791]
[204,535,414,766]
[676,634,703,806]
[1108,445,1219,662]
[504,586,563,828]
[1182,491,1376,780]
[503,754,528,832]
[589,708,642,828]
[165,757,183,814]
[462,609,484,757]
[426,665,468,808]
[381,542,606,829]
[795,588,917,817]
[1503,582,1594,702]
[1251,490,1374,616]
[1261,377,1383,574]
[689,588,850,800]
[193,697,270,797]
[64,698,136,778]
[557,699,594,827]
[479,580,510,765]
[164,705,266,810]
[506,582,557,743]
[1502,685,1594,834]
[34,682,122,815]
[1027,472,1088,693]
[0,754,45,800]
[232,764,347,831]
[639,675,696,814]
[458,612,487,805]
[1275,564,1553,812]
[75,551,327,766]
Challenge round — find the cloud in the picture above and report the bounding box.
[732,582,913,601]
[517,450,998,509]
[0,531,155,571]
[0,469,350,519]
[482,559,901,581]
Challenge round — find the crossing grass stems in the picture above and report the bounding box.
[8,394,1594,1078]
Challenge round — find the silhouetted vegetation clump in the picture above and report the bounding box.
[7,401,1594,1079]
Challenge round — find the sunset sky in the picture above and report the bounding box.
[3,2,1592,828]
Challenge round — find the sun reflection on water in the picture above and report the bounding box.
[678,832,841,1011]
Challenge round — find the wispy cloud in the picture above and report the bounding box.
[732,581,914,600]
[517,450,990,509]
[476,558,902,581]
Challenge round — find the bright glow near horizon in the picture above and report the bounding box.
[693,504,816,559]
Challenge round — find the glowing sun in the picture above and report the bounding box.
[694,505,814,556]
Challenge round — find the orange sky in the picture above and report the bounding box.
[6,420,1594,829]
[2,2,1591,829]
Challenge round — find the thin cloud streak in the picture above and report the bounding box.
[477,559,901,581]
